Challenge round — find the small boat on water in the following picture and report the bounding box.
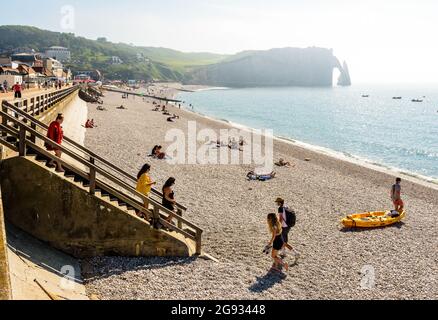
[362,95,369,98]
[412,99,423,103]
[392,97,402,100]
[342,210,406,228]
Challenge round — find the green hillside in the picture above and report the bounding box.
[0,25,228,81]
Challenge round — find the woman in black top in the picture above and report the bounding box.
[162,177,176,223]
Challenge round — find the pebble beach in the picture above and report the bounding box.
[82,88,438,300]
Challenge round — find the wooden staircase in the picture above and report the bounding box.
[0,99,203,255]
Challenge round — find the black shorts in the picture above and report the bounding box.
[282,227,291,243]
[14,91,22,99]
[273,235,284,251]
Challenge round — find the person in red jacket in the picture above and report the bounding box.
[45,113,65,172]
[12,82,22,99]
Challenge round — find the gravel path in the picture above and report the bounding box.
[82,90,438,300]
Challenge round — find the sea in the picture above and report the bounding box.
[178,84,438,182]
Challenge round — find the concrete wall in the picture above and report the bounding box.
[0,75,22,87]
[0,187,12,300]
[0,156,191,258]
[34,89,79,125]
[0,89,79,161]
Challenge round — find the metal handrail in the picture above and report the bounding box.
[0,99,187,212]
[0,101,202,254]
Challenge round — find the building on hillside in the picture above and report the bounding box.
[16,64,38,87]
[74,70,102,82]
[44,58,64,79]
[11,47,35,54]
[63,69,72,81]
[10,53,44,69]
[0,66,22,87]
[111,56,123,64]
[74,74,92,83]
[0,55,11,65]
[45,46,71,62]
[136,53,150,63]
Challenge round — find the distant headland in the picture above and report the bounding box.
[0,25,351,87]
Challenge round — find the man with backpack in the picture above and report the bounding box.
[275,197,296,257]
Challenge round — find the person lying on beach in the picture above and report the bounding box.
[153,106,160,111]
[247,171,277,181]
[150,145,167,159]
[96,106,107,111]
[275,158,295,168]
[228,138,244,151]
[167,114,180,122]
[85,119,94,128]
[163,110,171,115]
[117,105,127,110]
[209,140,228,148]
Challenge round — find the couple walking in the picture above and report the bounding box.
[266,198,297,272]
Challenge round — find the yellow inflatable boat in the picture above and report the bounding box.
[342,210,406,228]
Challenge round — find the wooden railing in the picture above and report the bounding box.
[1,98,187,212]
[0,99,202,254]
[6,85,79,117]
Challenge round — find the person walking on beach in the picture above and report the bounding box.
[391,178,404,212]
[162,177,177,224]
[45,113,65,172]
[267,213,289,272]
[136,164,156,218]
[12,82,22,99]
[3,80,8,92]
[275,198,295,257]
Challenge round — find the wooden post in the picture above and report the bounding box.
[13,103,19,130]
[18,125,26,156]
[176,209,183,229]
[153,206,160,228]
[31,98,35,116]
[30,123,36,143]
[1,103,7,138]
[195,230,202,255]
[89,157,96,195]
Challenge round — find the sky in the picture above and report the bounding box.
[2,0,438,84]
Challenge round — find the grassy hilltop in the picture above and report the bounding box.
[0,25,228,81]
